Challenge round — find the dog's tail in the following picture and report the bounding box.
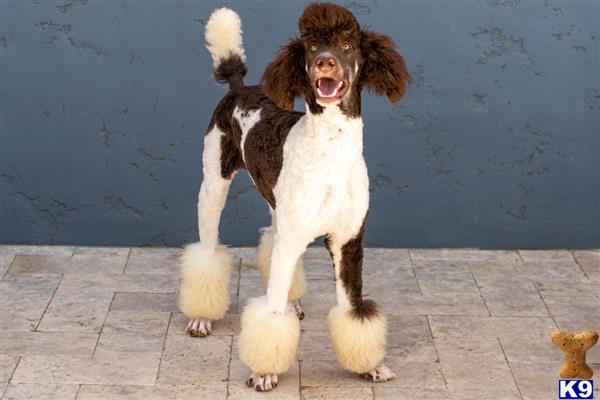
[205,8,247,90]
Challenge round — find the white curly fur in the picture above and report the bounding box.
[205,8,246,68]
[179,243,231,321]
[238,296,300,374]
[328,305,387,373]
[257,227,306,302]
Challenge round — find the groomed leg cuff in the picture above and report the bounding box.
[257,227,306,302]
[238,296,300,374]
[178,243,231,321]
[328,303,387,373]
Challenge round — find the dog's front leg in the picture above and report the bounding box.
[326,220,395,383]
[238,234,307,392]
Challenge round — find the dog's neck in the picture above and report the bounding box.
[305,101,364,141]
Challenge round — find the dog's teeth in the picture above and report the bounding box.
[337,81,343,88]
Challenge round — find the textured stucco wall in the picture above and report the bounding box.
[1,0,598,248]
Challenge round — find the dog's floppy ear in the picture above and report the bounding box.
[261,39,308,110]
[359,31,412,103]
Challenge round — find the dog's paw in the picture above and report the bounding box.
[246,372,279,392]
[293,301,305,320]
[361,364,396,382]
[185,319,212,337]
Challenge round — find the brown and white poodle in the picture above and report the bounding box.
[178,2,412,392]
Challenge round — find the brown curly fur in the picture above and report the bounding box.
[261,2,412,111]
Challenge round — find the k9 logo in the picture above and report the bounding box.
[559,380,594,400]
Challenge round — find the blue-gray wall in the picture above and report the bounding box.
[1,1,598,248]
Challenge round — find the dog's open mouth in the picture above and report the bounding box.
[315,78,348,102]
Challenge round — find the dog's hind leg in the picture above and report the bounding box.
[257,225,307,319]
[325,219,395,382]
[179,126,237,338]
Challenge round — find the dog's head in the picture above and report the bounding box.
[261,2,412,117]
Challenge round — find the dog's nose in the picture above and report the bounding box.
[315,55,337,72]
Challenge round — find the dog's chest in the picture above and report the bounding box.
[274,110,368,233]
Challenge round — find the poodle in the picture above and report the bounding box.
[178,2,411,392]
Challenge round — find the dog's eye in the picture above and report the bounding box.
[310,44,318,52]
[340,42,352,51]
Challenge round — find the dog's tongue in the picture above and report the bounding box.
[318,78,339,97]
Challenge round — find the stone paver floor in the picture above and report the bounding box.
[0,245,598,399]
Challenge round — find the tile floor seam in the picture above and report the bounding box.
[121,247,133,274]
[467,262,492,317]
[412,265,423,295]
[153,311,172,386]
[33,273,64,332]
[497,337,525,400]
[569,249,590,279]
[516,250,524,263]
[533,284,560,330]
[1,254,16,279]
[74,384,82,399]
[225,335,234,399]
[234,258,242,313]
[91,292,116,357]
[4,254,19,276]
[426,315,448,388]
[6,355,21,386]
[298,360,302,399]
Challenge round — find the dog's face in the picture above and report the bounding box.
[261,3,412,117]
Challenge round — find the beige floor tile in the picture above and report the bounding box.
[379,293,488,316]
[542,294,600,319]
[429,316,556,338]
[302,386,373,400]
[534,279,599,297]
[303,247,331,260]
[56,272,178,294]
[298,330,336,361]
[11,354,159,385]
[105,273,178,293]
[387,315,433,341]
[499,337,562,364]
[1,383,78,400]
[415,269,479,295]
[436,338,516,391]
[0,246,74,256]
[9,254,127,275]
[410,249,520,263]
[94,333,165,358]
[227,359,299,400]
[0,274,61,331]
[581,261,600,280]
[230,247,257,265]
[518,261,587,284]
[74,246,130,257]
[0,354,19,383]
[0,254,14,279]
[37,279,114,333]
[518,250,575,262]
[156,335,231,385]
[478,286,549,317]
[77,384,226,400]
[301,359,444,388]
[509,361,557,400]
[110,293,178,312]
[363,248,412,265]
[102,310,170,336]
[0,331,97,357]
[124,247,182,274]
[373,387,522,400]
[303,258,335,277]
